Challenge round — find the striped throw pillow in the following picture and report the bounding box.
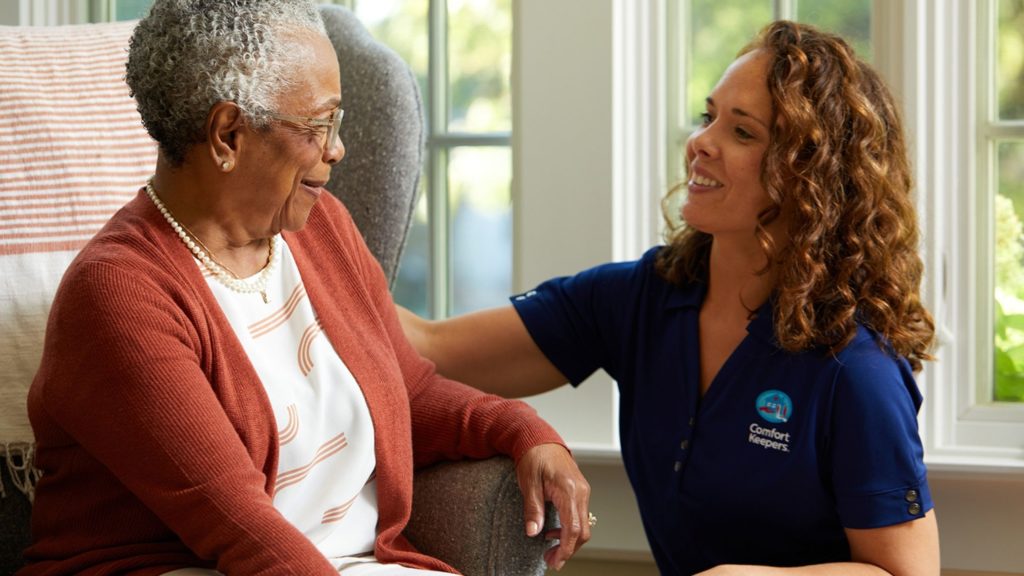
[0,21,156,445]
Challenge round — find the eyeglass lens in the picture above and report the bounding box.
[325,109,344,151]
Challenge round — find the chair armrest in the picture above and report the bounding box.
[406,457,556,576]
[1,453,558,575]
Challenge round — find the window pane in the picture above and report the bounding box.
[994,141,1024,402]
[797,0,872,62]
[998,0,1024,120]
[353,0,429,117]
[393,187,431,317]
[115,0,151,20]
[447,0,512,132]
[449,147,511,314]
[687,0,771,126]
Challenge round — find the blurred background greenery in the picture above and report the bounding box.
[685,0,870,128]
[354,0,514,318]
[993,0,1024,401]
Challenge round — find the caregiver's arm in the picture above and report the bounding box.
[398,305,568,398]
[695,511,940,576]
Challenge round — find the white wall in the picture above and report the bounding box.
[514,0,619,448]
[930,472,1024,573]
[514,1,1024,573]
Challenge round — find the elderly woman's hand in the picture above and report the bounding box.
[515,443,591,571]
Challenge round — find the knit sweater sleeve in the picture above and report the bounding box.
[34,259,337,575]
[328,203,567,468]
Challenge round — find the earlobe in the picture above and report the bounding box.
[206,101,243,173]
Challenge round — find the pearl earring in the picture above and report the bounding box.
[221,160,232,171]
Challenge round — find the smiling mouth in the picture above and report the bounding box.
[688,174,723,188]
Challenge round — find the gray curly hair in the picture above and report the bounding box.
[126,0,328,166]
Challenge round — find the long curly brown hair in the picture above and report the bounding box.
[656,20,935,371]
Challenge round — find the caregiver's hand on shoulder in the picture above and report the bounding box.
[516,443,591,571]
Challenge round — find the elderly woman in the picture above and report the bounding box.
[400,21,940,576]
[20,1,589,575]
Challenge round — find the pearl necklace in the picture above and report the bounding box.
[145,180,278,303]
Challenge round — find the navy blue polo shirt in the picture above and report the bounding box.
[511,247,932,575]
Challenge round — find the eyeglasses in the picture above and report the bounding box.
[267,108,344,153]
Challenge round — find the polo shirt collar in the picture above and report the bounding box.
[664,279,779,347]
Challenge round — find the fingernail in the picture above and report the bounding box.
[526,521,539,536]
[556,561,566,571]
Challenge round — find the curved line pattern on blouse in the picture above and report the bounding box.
[321,493,360,524]
[249,283,307,338]
[278,404,300,446]
[298,318,324,377]
[274,432,348,493]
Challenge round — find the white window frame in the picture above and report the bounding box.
[917,0,1024,470]
[422,0,513,319]
[342,0,514,319]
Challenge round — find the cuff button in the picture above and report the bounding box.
[905,489,919,503]
[908,502,922,515]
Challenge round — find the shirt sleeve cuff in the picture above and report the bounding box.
[837,475,933,529]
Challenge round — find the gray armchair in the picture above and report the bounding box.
[0,5,552,575]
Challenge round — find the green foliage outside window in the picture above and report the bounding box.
[994,142,1024,402]
[354,0,514,317]
[995,192,1024,402]
[685,0,870,128]
[999,0,1024,120]
[993,0,1024,402]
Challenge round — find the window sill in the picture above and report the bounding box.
[570,443,1024,479]
[925,453,1024,480]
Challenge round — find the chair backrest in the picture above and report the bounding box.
[0,6,423,571]
[320,5,424,285]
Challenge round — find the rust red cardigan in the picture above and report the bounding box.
[22,192,563,575]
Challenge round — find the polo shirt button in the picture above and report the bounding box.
[673,461,682,472]
[908,502,922,515]
[680,439,689,450]
[905,489,919,503]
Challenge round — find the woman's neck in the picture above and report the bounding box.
[151,157,271,277]
[703,235,777,318]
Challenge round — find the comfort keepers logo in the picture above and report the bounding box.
[756,390,792,423]
[748,390,793,453]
